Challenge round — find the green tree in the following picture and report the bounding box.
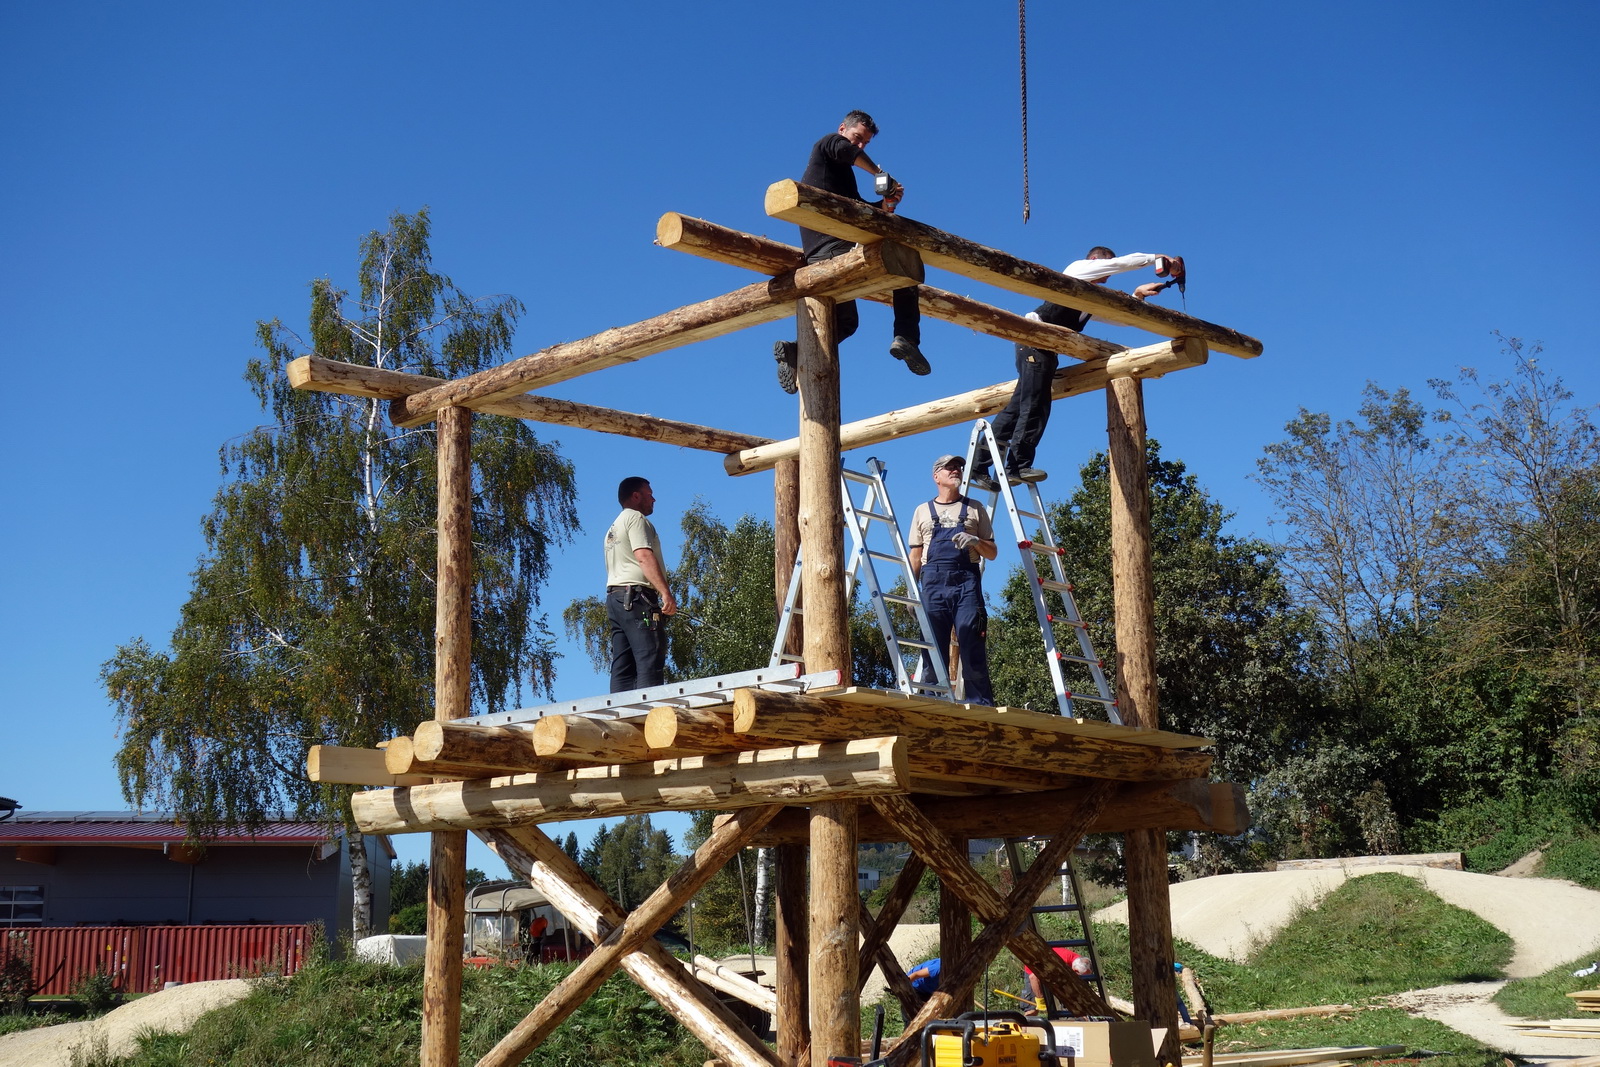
[102,210,579,937]
[577,815,680,912]
[389,861,491,935]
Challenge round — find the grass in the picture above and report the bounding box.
[1495,947,1600,1020]
[87,958,709,1067]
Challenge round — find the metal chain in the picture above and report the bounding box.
[1019,0,1030,222]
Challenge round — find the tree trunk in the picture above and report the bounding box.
[349,830,373,941]
[751,847,771,943]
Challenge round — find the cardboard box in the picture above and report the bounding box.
[1050,1020,1158,1067]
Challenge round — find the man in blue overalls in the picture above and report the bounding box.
[909,454,999,705]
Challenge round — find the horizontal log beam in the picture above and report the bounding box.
[692,956,779,1016]
[532,714,673,762]
[657,213,1125,360]
[764,180,1263,359]
[411,720,563,774]
[382,736,520,779]
[642,705,1079,791]
[741,780,1250,845]
[724,337,1207,477]
[732,689,1211,782]
[391,241,925,427]
[350,736,911,834]
[306,745,431,786]
[288,356,771,453]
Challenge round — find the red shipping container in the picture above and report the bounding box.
[0,925,309,996]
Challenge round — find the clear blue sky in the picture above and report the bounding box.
[3,2,1595,873]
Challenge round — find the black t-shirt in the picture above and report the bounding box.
[1032,300,1092,334]
[799,132,864,259]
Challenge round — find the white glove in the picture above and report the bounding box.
[951,532,978,551]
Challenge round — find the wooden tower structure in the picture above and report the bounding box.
[296,179,1263,1067]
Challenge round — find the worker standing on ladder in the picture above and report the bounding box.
[909,455,998,705]
[603,477,678,692]
[971,247,1182,490]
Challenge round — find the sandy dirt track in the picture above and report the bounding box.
[0,978,255,1067]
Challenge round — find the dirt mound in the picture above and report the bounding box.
[0,978,255,1067]
[1096,866,1600,977]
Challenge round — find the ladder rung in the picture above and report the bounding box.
[1039,579,1074,593]
[866,549,903,563]
[896,638,936,652]
[841,469,876,485]
[1046,939,1091,949]
[1043,614,1086,628]
[1063,692,1116,705]
[1031,904,1087,914]
[854,509,896,524]
[1056,653,1104,667]
[1019,541,1063,557]
[881,592,922,607]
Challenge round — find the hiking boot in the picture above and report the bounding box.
[1010,467,1049,483]
[774,340,798,394]
[967,471,1000,493]
[889,336,931,375]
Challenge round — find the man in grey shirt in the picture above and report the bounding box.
[604,477,678,692]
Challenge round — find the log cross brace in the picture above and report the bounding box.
[869,783,1117,1066]
[856,853,928,1013]
[479,812,784,1067]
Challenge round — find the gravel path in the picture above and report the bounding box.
[1388,981,1600,1060]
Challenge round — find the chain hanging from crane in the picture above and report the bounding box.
[1019,0,1030,222]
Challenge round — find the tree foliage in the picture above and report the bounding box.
[101,210,579,932]
[576,815,680,912]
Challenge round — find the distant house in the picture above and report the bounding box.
[0,811,392,934]
[857,867,882,892]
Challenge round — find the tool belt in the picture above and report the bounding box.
[608,584,656,611]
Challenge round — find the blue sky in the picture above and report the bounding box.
[3,2,1595,873]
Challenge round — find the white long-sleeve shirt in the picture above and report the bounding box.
[1062,252,1163,282]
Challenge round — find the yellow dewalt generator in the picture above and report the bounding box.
[918,1011,1062,1067]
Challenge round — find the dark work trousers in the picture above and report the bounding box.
[606,585,665,693]
[917,498,994,706]
[978,344,1059,476]
[806,238,921,344]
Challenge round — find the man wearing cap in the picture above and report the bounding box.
[909,454,998,706]
[604,476,678,693]
[971,247,1182,491]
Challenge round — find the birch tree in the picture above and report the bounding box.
[103,209,578,937]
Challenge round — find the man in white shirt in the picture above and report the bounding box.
[971,247,1182,491]
[603,477,678,692]
[909,454,999,705]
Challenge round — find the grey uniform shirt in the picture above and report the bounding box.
[605,508,663,587]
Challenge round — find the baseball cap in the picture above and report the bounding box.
[932,454,965,473]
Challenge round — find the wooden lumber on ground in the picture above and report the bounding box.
[482,825,782,1067]
[724,337,1206,477]
[1570,989,1600,1012]
[691,956,779,1016]
[743,780,1249,844]
[1180,1048,1404,1067]
[1506,1018,1600,1037]
[286,356,771,453]
[1275,852,1463,871]
[475,805,780,1067]
[391,241,924,427]
[656,213,1127,360]
[349,737,911,835]
[306,745,431,787]
[733,689,1211,782]
[764,180,1263,359]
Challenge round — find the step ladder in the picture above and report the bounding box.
[961,419,1120,723]
[1003,836,1108,1017]
[769,458,951,698]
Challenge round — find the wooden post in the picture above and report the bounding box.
[797,292,858,1067]
[774,843,809,1064]
[1106,376,1180,1064]
[775,457,802,663]
[939,837,970,984]
[423,404,472,1067]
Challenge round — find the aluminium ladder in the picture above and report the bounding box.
[1003,836,1109,1017]
[959,418,1121,723]
[769,457,951,698]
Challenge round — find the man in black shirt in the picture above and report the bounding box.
[774,109,927,394]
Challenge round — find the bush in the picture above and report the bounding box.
[71,963,121,1014]
[389,902,427,935]
[0,933,35,1014]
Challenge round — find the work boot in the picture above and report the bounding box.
[774,340,798,394]
[967,471,1000,493]
[1010,468,1049,483]
[889,336,931,375]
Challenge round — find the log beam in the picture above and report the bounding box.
[774,843,808,1063]
[743,780,1251,845]
[476,805,780,1067]
[350,737,911,835]
[732,689,1211,782]
[724,337,1207,477]
[764,180,1263,359]
[391,242,925,427]
[657,213,1127,360]
[481,826,782,1067]
[858,898,922,1019]
[411,720,563,774]
[287,356,771,453]
[384,736,527,779]
[307,745,431,787]
[856,854,926,995]
[532,714,673,763]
